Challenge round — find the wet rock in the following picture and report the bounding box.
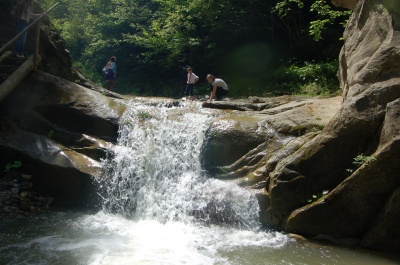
[19,199,31,211]
[260,0,400,254]
[20,191,29,198]
[361,186,400,253]
[19,181,33,190]
[201,114,269,170]
[0,172,55,217]
[2,206,12,213]
[22,174,32,180]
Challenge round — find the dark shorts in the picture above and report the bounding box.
[210,86,228,100]
[105,69,116,82]
[186,83,194,96]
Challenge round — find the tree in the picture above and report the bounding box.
[40,0,350,97]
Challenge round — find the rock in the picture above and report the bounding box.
[20,191,29,198]
[201,96,341,176]
[19,199,31,211]
[255,191,271,224]
[202,100,278,111]
[19,181,33,191]
[46,197,54,207]
[261,97,342,136]
[360,186,400,253]
[248,97,265,103]
[22,175,32,180]
[10,188,19,195]
[0,191,9,202]
[2,206,11,213]
[201,114,269,171]
[262,0,400,253]
[0,71,125,208]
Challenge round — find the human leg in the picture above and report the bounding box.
[215,87,228,100]
[186,84,194,99]
[215,87,224,100]
[108,80,115,90]
[106,69,115,90]
[15,20,29,57]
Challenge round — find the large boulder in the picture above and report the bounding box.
[285,99,400,241]
[0,71,125,208]
[361,186,400,252]
[262,0,400,252]
[201,96,341,175]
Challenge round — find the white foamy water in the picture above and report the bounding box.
[0,211,291,265]
[101,100,260,229]
[1,100,400,265]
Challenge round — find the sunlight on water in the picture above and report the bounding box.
[1,211,399,265]
[72,212,289,265]
[101,100,259,228]
[1,100,400,265]
[0,211,290,265]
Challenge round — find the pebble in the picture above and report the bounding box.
[22,175,32,180]
[0,171,54,218]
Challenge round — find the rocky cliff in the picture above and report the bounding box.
[252,0,399,253]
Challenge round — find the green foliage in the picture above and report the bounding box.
[273,0,304,17]
[305,190,329,204]
[262,60,340,97]
[273,0,351,42]
[306,194,319,203]
[48,129,55,139]
[39,0,349,97]
[353,154,377,167]
[309,0,352,41]
[346,154,377,173]
[4,161,22,172]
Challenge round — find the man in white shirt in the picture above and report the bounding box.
[206,74,229,101]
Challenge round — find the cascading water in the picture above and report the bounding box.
[2,100,399,265]
[101,100,260,228]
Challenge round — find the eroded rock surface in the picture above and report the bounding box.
[0,71,125,208]
[262,0,400,253]
[202,96,342,178]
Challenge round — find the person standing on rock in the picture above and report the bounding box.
[14,0,45,58]
[206,74,228,102]
[104,56,117,91]
[184,67,199,100]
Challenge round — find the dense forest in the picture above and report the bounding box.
[40,0,350,98]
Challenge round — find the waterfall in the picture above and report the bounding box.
[101,100,260,229]
[2,99,388,265]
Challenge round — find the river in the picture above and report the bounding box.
[1,100,399,265]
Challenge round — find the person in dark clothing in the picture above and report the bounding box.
[104,56,117,90]
[15,0,45,58]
